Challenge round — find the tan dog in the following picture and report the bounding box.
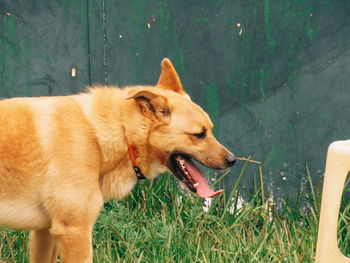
[0,59,236,263]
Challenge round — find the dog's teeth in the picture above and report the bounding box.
[194,183,199,188]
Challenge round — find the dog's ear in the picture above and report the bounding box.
[128,90,171,122]
[157,58,186,95]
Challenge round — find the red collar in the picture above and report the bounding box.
[127,144,146,180]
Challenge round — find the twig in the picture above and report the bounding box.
[236,157,261,164]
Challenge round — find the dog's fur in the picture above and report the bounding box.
[0,59,234,262]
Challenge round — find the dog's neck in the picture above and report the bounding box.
[83,88,165,201]
[123,126,146,180]
[120,115,152,171]
[98,124,164,201]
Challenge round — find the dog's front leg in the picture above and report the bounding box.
[45,185,103,263]
[49,221,94,263]
[30,228,58,263]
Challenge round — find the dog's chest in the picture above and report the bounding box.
[0,198,50,229]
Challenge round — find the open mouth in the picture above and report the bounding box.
[169,154,224,198]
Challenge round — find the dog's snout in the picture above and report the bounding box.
[225,154,236,167]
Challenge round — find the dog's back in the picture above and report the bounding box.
[0,95,100,229]
[0,98,49,228]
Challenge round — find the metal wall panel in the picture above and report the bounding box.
[1,0,350,198]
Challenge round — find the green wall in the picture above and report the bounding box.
[1,0,350,199]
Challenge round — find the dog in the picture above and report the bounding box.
[0,58,236,262]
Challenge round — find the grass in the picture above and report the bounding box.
[0,162,349,263]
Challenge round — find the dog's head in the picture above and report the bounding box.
[128,59,236,198]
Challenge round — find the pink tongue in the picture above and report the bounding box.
[184,159,224,198]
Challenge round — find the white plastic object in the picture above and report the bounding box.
[315,140,350,263]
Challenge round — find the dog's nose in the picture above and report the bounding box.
[225,154,236,167]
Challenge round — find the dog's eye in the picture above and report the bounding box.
[192,131,206,139]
